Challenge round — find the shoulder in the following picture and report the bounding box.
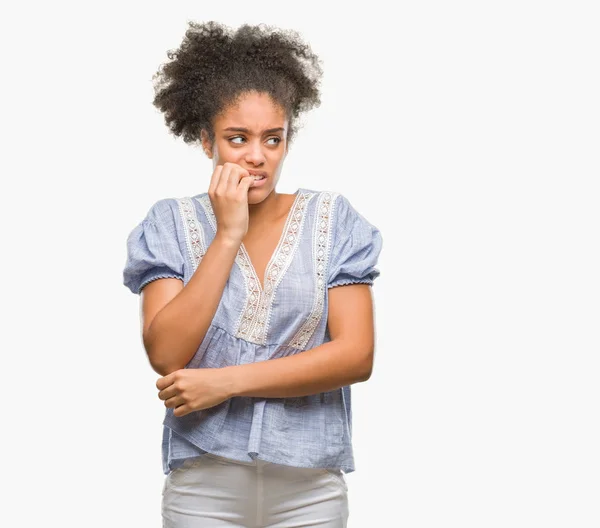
[142,196,182,225]
[189,191,211,213]
[309,190,365,224]
[322,191,381,246]
[299,187,341,198]
[297,189,364,231]
[145,194,215,229]
[298,188,346,210]
[305,189,355,207]
[191,191,209,202]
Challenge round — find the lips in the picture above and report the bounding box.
[247,170,267,179]
[246,170,268,188]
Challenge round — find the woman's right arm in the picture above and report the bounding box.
[142,162,255,376]
[141,232,240,376]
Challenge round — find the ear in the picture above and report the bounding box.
[200,129,213,159]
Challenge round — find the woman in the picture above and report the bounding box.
[123,21,383,528]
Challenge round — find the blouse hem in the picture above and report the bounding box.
[164,429,355,475]
[167,450,356,476]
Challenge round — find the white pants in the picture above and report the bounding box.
[162,453,349,527]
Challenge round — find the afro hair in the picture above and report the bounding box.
[152,21,324,149]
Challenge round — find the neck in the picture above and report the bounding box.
[248,189,287,222]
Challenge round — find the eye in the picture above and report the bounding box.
[229,136,245,144]
[267,137,281,145]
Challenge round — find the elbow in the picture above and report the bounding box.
[143,332,186,376]
[144,344,186,377]
[146,346,187,375]
[150,361,181,377]
[361,365,373,381]
[358,359,373,382]
[149,355,189,376]
[337,337,374,383]
[353,343,374,382]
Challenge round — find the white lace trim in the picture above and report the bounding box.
[195,192,313,346]
[195,195,259,342]
[288,191,338,349]
[177,197,206,271]
[252,192,312,344]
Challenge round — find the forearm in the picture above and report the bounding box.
[145,233,241,374]
[224,339,372,398]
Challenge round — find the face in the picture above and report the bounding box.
[201,91,289,204]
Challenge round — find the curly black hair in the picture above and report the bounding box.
[152,21,323,150]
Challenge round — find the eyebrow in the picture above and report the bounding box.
[223,127,285,135]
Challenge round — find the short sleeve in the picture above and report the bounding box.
[327,194,383,289]
[122,199,185,295]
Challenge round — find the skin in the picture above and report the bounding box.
[145,90,377,416]
[201,90,294,224]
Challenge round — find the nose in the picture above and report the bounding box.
[244,140,266,166]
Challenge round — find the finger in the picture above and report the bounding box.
[165,395,185,409]
[173,403,192,417]
[229,166,249,194]
[156,373,175,391]
[158,385,178,401]
[208,165,223,196]
[237,175,254,196]
[216,163,233,195]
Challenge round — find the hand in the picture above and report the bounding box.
[156,368,234,417]
[208,162,256,243]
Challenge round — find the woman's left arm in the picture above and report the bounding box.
[156,283,376,416]
[230,283,376,397]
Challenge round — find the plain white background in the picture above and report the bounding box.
[2,1,599,526]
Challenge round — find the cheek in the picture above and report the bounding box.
[214,142,243,164]
[267,148,286,164]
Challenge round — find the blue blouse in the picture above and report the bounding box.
[123,188,383,475]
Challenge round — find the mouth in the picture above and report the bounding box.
[247,170,267,182]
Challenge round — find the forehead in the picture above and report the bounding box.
[214,91,287,131]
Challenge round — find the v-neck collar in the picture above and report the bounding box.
[239,190,301,293]
[195,189,305,296]
[186,188,326,346]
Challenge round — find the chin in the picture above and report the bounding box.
[247,187,273,204]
